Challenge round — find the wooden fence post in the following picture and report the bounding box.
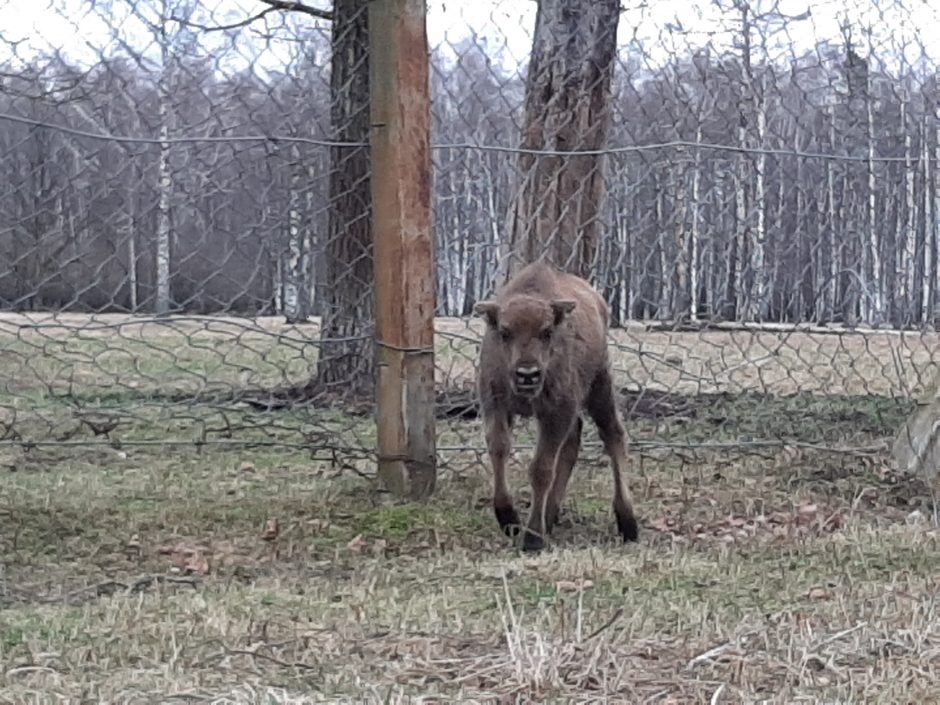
[369,0,437,498]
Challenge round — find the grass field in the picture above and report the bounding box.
[1,313,939,703]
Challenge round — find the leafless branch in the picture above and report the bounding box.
[170,7,280,33]
[257,0,332,21]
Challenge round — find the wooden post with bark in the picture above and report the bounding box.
[369,0,437,499]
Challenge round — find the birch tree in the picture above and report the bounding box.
[153,0,179,315]
[864,26,884,323]
[900,88,916,323]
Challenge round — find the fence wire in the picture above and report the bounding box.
[0,0,938,494]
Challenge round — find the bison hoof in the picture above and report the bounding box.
[617,512,640,543]
[522,530,545,553]
[495,505,521,537]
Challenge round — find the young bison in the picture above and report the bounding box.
[474,261,639,552]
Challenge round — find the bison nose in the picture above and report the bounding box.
[514,366,542,389]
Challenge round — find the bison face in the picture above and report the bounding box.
[474,295,576,398]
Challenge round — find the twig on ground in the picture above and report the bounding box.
[710,683,726,705]
[216,644,319,671]
[585,607,624,641]
[813,622,868,649]
[688,641,734,669]
[5,665,60,677]
[129,574,201,592]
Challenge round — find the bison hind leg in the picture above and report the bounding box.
[495,504,521,537]
[615,502,639,542]
[521,526,545,553]
[586,368,641,544]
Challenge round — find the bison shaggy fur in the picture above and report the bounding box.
[473,261,640,552]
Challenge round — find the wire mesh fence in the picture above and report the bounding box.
[1,0,938,500]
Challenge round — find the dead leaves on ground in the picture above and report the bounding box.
[261,518,280,542]
[158,540,212,575]
[649,502,844,544]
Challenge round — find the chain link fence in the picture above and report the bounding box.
[1,0,938,498]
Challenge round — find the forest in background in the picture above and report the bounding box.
[1,1,939,331]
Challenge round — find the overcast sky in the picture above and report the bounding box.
[0,0,937,78]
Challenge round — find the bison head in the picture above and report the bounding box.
[474,294,576,397]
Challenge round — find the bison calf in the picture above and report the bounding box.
[474,261,639,552]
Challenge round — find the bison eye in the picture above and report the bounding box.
[539,328,552,342]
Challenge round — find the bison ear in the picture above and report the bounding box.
[550,299,576,326]
[473,300,500,328]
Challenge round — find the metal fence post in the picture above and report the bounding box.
[369,0,437,499]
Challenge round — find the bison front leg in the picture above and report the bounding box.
[484,411,520,537]
[523,412,575,553]
[545,416,583,531]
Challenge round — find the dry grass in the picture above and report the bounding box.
[1,312,939,702]
[1,441,938,703]
[2,312,939,399]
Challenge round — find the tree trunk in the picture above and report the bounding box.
[501,0,620,280]
[689,125,703,322]
[748,77,768,321]
[313,0,373,397]
[673,152,690,321]
[899,94,916,324]
[656,179,669,319]
[911,116,934,324]
[126,167,138,313]
[283,149,309,325]
[933,90,940,327]
[865,66,883,324]
[734,121,748,320]
[155,62,172,315]
[826,104,839,322]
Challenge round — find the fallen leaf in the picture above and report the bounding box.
[240,461,256,473]
[261,518,280,542]
[808,586,832,600]
[346,534,366,552]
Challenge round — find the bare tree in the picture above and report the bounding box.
[500,0,621,280]
[227,0,373,396]
[312,0,373,397]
